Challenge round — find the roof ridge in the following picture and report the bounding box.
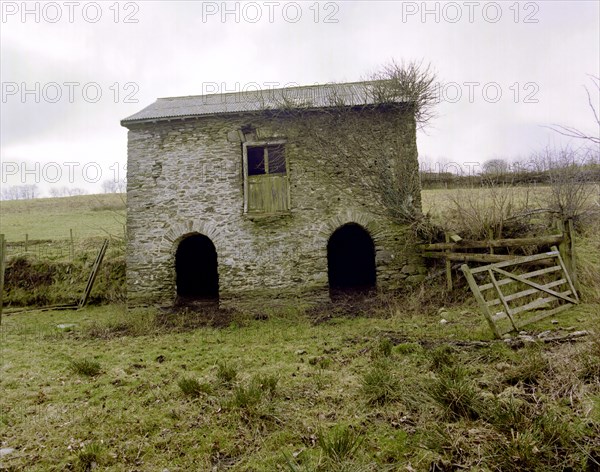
[122,79,404,126]
[156,80,381,101]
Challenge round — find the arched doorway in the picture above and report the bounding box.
[327,223,376,294]
[175,234,219,300]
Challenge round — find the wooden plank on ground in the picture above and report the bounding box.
[78,239,109,308]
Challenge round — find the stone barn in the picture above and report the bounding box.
[121,81,425,308]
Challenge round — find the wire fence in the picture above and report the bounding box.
[4,230,125,263]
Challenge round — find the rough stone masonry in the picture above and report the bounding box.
[121,82,425,309]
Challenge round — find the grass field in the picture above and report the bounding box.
[0,194,126,242]
[1,302,599,470]
[1,191,599,470]
[1,185,597,241]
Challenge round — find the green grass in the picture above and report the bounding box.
[0,193,125,241]
[1,190,599,469]
[69,358,102,377]
[1,304,598,470]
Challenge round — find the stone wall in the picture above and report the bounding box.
[124,107,424,308]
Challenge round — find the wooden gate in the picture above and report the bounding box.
[461,246,579,338]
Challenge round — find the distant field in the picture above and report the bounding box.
[3,190,454,243]
[422,185,547,216]
[0,194,126,242]
[1,186,598,243]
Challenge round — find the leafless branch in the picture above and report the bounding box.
[252,60,438,225]
[547,75,600,145]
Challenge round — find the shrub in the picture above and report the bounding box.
[4,255,126,307]
[488,394,532,433]
[503,347,550,386]
[497,430,541,470]
[395,342,422,355]
[578,337,600,383]
[253,373,278,398]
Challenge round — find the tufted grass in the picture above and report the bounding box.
[1,191,599,469]
[1,301,599,471]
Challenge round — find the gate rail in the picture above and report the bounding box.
[461,246,578,338]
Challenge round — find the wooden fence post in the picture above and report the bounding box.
[25,233,29,252]
[445,232,453,291]
[70,229,74,261]
[557,218,577,287]
[0,234,6,325]
[565,219,578,289]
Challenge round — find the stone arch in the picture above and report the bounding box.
[159,220,225,301]
[175,233,219,299]
[160,219,225,255]
[327,223,376,293]
[315,209,386,250]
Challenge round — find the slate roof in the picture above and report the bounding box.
[121,80,407,125]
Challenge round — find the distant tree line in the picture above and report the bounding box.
[1,178,125,200]
[1,185,89,200]
[1,184,40,200]
[420,149,600,189]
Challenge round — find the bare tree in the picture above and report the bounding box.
[548,75,600,146]
[1,184,38,200]
[368,59,439,130]
[48,187,64,198]
[482,158,510,177]
[101,178,126,194]
[446,181,534,240]
[530,146,599,222]
[257,60,439,224]
[67,187,88,196]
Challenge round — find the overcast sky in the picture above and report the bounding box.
[1,0,599,196]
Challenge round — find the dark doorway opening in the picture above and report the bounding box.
[175,234,219,300]
[327,223,376,295]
